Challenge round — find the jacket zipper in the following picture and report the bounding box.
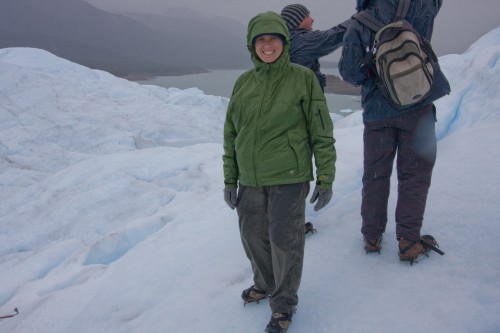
[253,65,270,186]
[317,105,325,131]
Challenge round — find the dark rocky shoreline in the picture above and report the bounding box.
[124,72,361,97]
[324,74,361,96]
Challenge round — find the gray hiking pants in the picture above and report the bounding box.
[361,104,437,242]
[237,182,309,314]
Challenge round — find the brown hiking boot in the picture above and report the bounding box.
[241,285,271,305]
[398,237,427,264]
[364,236,382,254]
[265,311,295,333]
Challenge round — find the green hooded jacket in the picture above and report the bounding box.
[223,11,336,190]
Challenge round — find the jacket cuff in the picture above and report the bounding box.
[316,175,332,190]
[224,181,237,189]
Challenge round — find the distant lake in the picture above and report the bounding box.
[137,68,361,115]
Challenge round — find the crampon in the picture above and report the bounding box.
[401,235,445,265]
[241,285,271,306]
[304,222,316,235]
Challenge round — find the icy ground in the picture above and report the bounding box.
[0,27,499,333]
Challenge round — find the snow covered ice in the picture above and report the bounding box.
[1,27,499,333]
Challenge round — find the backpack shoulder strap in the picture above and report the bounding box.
[395,0,411,20]
[352,11,384,32]
[352,0,411,32]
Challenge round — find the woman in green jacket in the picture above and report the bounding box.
[222,11,336,333]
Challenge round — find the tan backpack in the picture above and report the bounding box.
[353,0,439,109]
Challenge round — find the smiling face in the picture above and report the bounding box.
[254,34,284,64]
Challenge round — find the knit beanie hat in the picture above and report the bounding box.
[280,4,310,30]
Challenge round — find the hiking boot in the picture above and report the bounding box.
[304,222,317,234]
[363,236,382,254]
[241,285,271,305]
[398,237,426,264]
[265,311,295,333]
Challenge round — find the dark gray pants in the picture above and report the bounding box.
[237,182,309,313]
[361,104,436,242]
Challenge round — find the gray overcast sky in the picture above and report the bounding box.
[91,0,500,60]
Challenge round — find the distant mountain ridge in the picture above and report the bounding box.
[0,0,250,77]
[123,11,249,70]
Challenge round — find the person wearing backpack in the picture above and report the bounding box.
[338,0,450,262]
[280,4,348,91]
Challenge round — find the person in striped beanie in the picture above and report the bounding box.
[281,4,350,91]
[281,4,310,30]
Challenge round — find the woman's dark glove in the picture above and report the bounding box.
[309,186,333,211]
[223,187,238,210]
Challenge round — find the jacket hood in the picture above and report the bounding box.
[356,0,369,12]
[356,0,400,12]
[356,0,404,22]
[246,11,290,68]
